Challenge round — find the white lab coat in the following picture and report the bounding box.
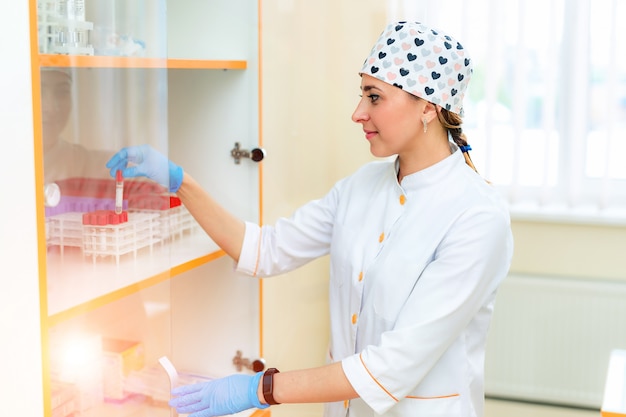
[237,143,514,417]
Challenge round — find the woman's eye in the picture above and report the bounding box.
[367,94,380,103]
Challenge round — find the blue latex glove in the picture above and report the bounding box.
[169,372,269,417]
[106,144,184,193]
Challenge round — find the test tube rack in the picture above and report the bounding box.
[45,178,198,265]
[47,207,196,265]
[81,210,160,265]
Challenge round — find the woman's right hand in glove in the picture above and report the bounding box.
[106,144,184,193]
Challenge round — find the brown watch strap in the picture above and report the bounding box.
[262,368,280,405]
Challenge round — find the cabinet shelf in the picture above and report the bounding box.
[47,233,226,326]
[39,54,247,70]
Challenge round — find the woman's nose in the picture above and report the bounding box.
[351,100,368,124]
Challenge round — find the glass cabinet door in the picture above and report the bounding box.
[41,64,178,417]
[35,1,262,416]
[166,0,262,381]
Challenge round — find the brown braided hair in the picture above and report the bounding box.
[407,92,480,174]
[436,108,479,174]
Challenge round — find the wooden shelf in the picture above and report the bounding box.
[39,54,247,70]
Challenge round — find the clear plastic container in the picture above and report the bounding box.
[58,0,85,21]
[37,0,94,55]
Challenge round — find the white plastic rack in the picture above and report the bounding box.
[46,207,197,265]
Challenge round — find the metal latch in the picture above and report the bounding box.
[231,142,266,164]
[232,350,266,372]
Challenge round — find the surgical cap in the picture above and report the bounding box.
[360,21,473,116]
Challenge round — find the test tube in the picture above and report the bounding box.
[115,170,124,214]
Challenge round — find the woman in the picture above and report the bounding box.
[107,21,513,417]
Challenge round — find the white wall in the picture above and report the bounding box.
[260,1,386,415]
[0,3,45,416]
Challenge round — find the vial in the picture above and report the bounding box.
[115,170,124,214]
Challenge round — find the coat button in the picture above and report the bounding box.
[399,194,406,205]
[378,232,384,243]
[358,271,363,282]
[351,314,358,325]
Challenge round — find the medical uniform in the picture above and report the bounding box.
[237,143,514,417]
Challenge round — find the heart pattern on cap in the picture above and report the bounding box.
[360,21,473,116]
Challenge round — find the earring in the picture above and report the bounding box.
[422,118,428,133]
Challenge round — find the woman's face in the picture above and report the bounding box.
[40,70,72,150]
[352,74,425,158]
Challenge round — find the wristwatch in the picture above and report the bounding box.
[262,367,281,405]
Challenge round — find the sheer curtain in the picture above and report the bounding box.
[388,0,626,224]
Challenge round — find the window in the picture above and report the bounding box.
[388,0,626,223]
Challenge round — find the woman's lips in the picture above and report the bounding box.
[364,130,377,140]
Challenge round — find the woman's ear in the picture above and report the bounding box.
[421,101,439,124]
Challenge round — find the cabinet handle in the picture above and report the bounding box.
[232,350,266,372]
[230,142,266,164]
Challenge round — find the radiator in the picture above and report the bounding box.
[485,273,626,409]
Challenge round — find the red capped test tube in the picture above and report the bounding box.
[115,170,124,214]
